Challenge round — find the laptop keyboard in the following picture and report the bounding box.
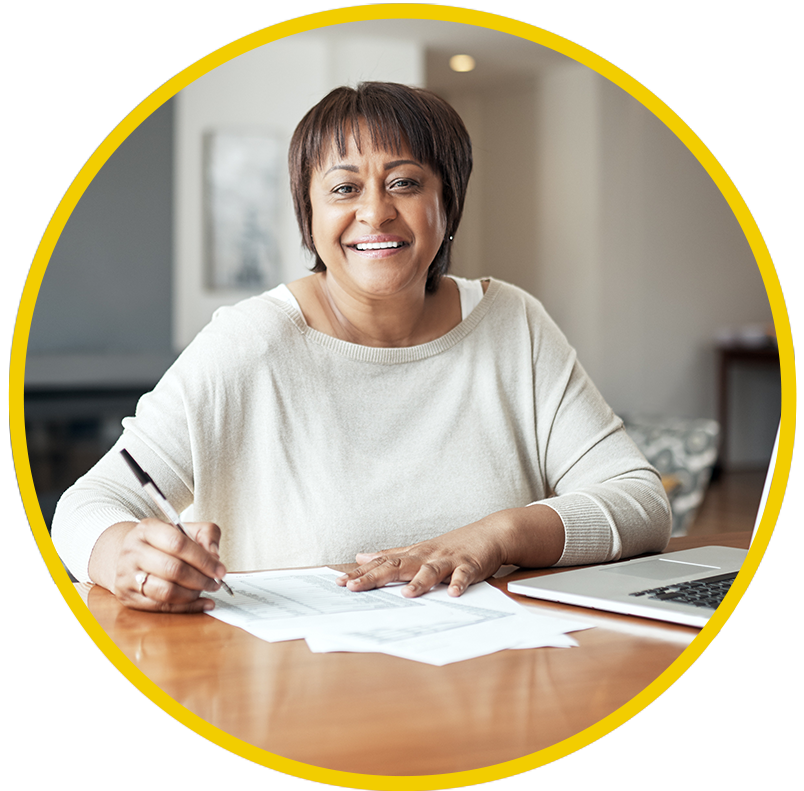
[628,571,738,610]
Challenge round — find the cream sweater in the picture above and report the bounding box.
[52,278,671,582]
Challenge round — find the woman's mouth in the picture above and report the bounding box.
[352,240,407,251]
[346,238,410,258]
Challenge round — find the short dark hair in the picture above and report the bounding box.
[288,82,473,292]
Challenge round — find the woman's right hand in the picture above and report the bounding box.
[88,519,227,612]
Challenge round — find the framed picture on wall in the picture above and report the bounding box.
[203,130,283,291]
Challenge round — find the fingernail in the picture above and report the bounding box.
[210,542,220,558]
[215,564,226,579]
[203,599,215,611]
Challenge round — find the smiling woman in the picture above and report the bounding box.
[50,81,672,613]
[289,84,466,346]
[290,83,471,284]
[298,137,454,346]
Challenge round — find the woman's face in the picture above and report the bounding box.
[308,128,447,300]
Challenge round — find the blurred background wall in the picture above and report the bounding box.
[25,19,779,531]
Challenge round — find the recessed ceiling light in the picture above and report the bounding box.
[449,54,476,73]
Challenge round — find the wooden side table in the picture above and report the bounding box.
[716,341,779,471]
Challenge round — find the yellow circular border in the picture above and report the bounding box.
[8,3,797,789]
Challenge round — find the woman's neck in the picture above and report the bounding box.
[286,272,461,348]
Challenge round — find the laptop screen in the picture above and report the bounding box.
[751,423,779,544]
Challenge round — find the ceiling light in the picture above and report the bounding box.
[449,54,476,73]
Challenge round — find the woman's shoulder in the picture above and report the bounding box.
[205,286,306,339]
[261,283,303,313]
[476,277,551,318]
[476,277,571,351]
[169,287,307,377]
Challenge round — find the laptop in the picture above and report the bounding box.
[508,427,778,628]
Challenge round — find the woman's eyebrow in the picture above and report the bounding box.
[384,159,423,170]
[324,163,359,175]
[323,159,423,176]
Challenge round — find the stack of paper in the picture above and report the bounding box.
[206,567,591,666]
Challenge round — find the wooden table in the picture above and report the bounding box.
[81,532,750,776]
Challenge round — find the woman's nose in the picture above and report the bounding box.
[356,187,396,226]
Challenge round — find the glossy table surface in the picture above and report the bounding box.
[81,532,750,776]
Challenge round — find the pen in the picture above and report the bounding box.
[120,448,234,596]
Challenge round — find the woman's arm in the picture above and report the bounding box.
[338,423,670,598]
[51,297,277,605]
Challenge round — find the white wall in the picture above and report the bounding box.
[174,32,423,348]
[445,64,777,467]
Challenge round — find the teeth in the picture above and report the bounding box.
[354,241,404,250]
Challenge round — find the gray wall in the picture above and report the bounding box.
[28,100,174,357]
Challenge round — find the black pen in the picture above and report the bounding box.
[120,448,234,596]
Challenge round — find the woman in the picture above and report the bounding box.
[51,82,671,612]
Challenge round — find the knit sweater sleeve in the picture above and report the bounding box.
[50,303,243,583]
[521,292,672,565]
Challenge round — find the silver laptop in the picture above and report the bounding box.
[508,428,777,628]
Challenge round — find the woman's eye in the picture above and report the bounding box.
[333,184,357,195]
[391,178,417,189]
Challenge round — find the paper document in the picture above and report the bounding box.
[208,567,424,641]
[207,567,591,665]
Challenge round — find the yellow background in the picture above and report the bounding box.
[7,3,797,791]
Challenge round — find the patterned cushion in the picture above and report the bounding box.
[623,416,720,536]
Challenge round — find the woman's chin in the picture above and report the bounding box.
[331,263,426,300]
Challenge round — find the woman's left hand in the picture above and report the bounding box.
[336,505,565,598]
